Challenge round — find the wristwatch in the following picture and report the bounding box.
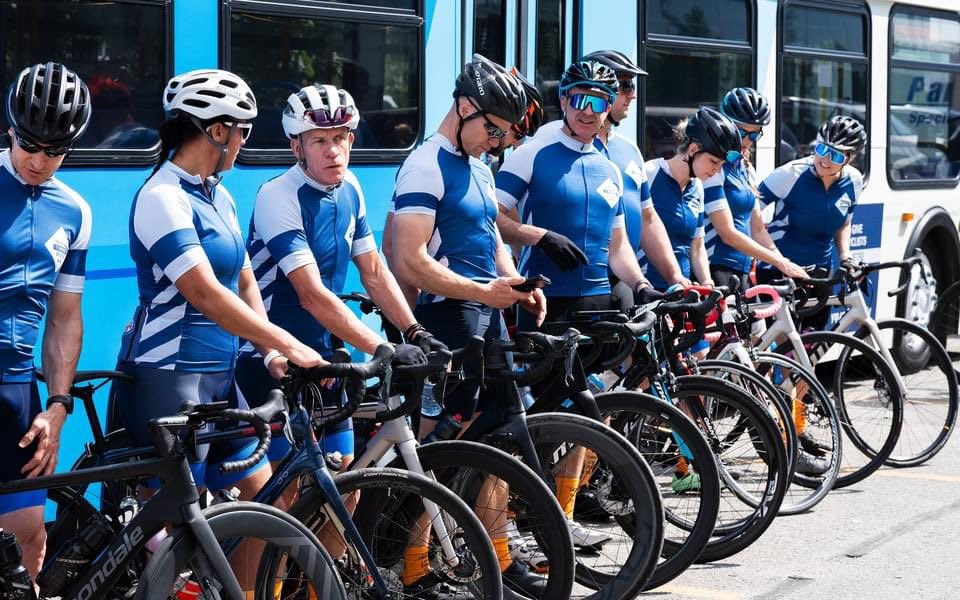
[46,394,74,415]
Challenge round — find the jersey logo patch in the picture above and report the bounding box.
[835,193,852,215]
[345,215,356,246]
[44,227,70,272]
[624,160,645,188]
[596,178,619,208]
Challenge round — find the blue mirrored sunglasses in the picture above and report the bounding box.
[814,142,847,165]
[738,127,763,142]
[568,93,611,114]
[725,149,742,163]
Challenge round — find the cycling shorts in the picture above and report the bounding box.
[0,380,46,514]
[112,366,268,490]
[234,356,354,460]
[415,300,510,420]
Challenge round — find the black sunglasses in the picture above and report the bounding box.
[617,79,636,93]
[14,132,70,157]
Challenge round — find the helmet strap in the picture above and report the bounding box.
[685,151,698,180]
[193,118,232,191]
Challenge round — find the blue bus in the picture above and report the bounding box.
[2,0,959,467]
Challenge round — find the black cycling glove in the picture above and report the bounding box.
[536,230,588,272]
[393,343,428,366]
[634,283,664,306]
[410,329,449,355]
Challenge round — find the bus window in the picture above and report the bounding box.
[475,0,507,66]
[888,9,960,185]
[779,1,869,173]
[0,0,167,160]
[227,1,421,162]
[642,0,754,160]
[536,0,565,124]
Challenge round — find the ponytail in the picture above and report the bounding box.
[673,118,691,155]
[150,119,201,177]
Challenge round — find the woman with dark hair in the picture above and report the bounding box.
[112,69,324,518]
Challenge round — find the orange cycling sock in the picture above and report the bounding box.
[579,450,599,489]
[793,397,807,436]
[494,536,513,572]
[555,476,580,519]
[676,455,690,476]
[401,545,432,586]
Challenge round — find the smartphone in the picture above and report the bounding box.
[512,275,552,292]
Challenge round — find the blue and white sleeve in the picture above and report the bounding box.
[702,170,729,214]
[495,145,534,211]
[254,189,315,276]
[55,191,92,293]
[133,186,208,283]
[394,152,444,217]
[346,172,377,257]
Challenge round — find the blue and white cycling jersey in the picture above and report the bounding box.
[240,166,375,358]
[0,151,91,381]
[393,134,499,304]
[594,129,652,254]
[758,157,862,271]
[120,161,250,372]
[703,160,759,274]
[497,124,625,297]
[639,158,704,290]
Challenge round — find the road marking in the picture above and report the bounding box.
[658,583,744,599]
[872,470,960,483]
[841,496,960,558]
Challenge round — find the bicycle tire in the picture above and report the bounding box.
[524,412,664,600]
[413,440,575,599]
[137,501,347,600]
[668,376,788,562]
[594,391,720,590]
[931,280,960,349]
[301,467,503,600]
[776,330,904,488]
[752,352,842,514]
[857,319,958,466]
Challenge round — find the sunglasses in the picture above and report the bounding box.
[305,105,356,129]
[568,93,611,114]
[738,127,763,142]
[511,100,541,138]
[814,142,847,165]
[221,121,253,142]
[480,113,508,140]
[14,132,70,157]
[617,79,636,93]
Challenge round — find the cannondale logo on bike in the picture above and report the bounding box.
[76,526,145,600]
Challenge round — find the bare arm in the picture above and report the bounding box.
[496,205,546,246]
[237,268,275,356]
[608,227,647,289]
[750,205,778,252]
[393,213,529,309]
[355,251,418,335]
[382,211,419,308]
[640,206,688,285]
[689,237,713,285]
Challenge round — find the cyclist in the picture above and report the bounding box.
[583,49,688,308]
[112,69,324,520]
[495,59,656,549]
[389,55,544,596]
[0,62,92,577]
[235,83,436,471]
[703,87,809,290]
[641,107,744,291]
[756,114,867,327]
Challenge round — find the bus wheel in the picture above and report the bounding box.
[896,249,937,372]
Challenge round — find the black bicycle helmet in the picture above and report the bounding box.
[580,49,647,77]
[720,87,770,126]
[454,54,528,124]
[686,107,742,160]
[558,60,619,99]
[511,68,544,137]
[6,62,91,147]
[817,115,867,153]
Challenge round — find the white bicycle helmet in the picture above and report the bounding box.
[163,69,257,122]
[282,84,360,139]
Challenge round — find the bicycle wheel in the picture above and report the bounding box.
[525,412,664,600]
[669,376,788,562]
[777,331,904,488]
[137,501,347,600]
[753,352,842,514]
[595,391,720,590]
[297,467,503,600]
[414,440,575,599]
[931,280,960,350]
[857,319,958,466]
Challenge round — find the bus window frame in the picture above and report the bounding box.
[1,0,173,167]
[222,0,425,166]
[776,0,872,178]
[639,0,757,155]
[886,3,960,191]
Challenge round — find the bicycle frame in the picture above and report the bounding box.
[0,454,246,600]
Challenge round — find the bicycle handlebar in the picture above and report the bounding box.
[743,285,783,320]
